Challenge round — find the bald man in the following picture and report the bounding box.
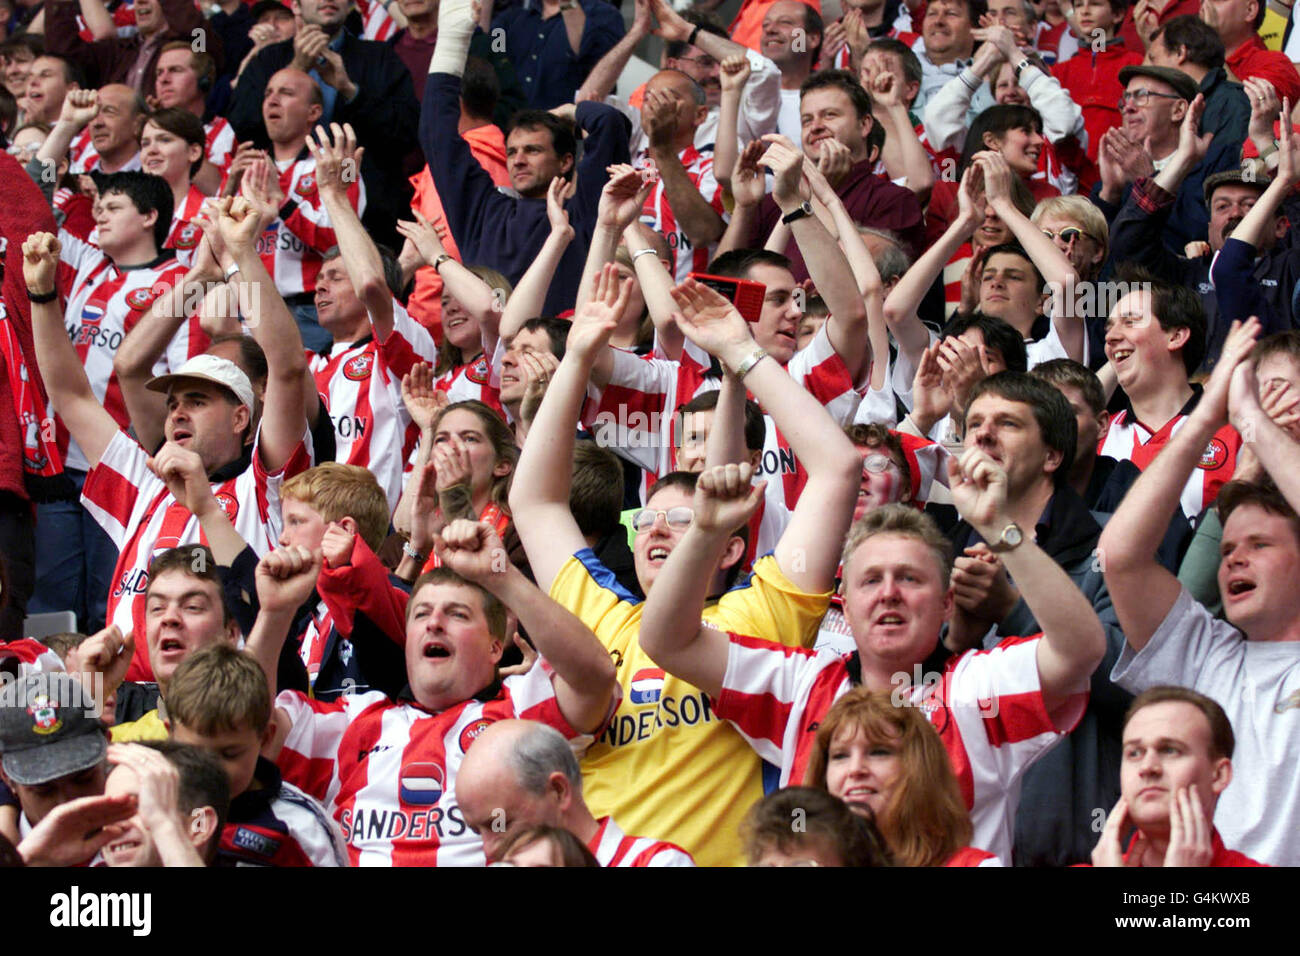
[456,720,695,868]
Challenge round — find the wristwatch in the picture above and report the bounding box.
[986,523,1024,553]
[432,253,454,273]
[1013,57,1032,82]
[780,200,813,225]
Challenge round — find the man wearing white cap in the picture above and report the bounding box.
[24,197,314,685]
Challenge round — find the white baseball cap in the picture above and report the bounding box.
[146,354,255,411]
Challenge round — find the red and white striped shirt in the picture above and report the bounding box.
[444,340,506,418]
[637,144,726,284]
[253,155,365,298]
[308,302,435,509]
[584,323,864,514]
[587,816,695,867]
[69,128,141,176]
[81,429,314,682]
[1097,409,1239,520]
[275,661,604,867]
[356,0,400,41]
[55,229,198,471]
[712,631,1084,864]
[164,184,208,269]
[205,116,237,176]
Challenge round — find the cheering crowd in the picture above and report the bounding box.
[0,0,1296,869]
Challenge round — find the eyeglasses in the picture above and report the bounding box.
[673,53,718,69]
[1117,89,1183,109]
[1040,226,1091,245]
[630,506,694,532]
[862,453,898,475]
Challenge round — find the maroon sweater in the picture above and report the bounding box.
[748,158,925,280]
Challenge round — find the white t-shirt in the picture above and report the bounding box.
[1111,586,1300,866]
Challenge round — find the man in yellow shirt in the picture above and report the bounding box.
[510,263,862,866]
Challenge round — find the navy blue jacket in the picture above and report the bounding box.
[421,72,629,315]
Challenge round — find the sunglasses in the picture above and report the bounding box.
[630,506,694,532]
[1040,226,1090,244]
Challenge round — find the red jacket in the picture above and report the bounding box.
[0,152,58,503]
[1052,41,1145,164]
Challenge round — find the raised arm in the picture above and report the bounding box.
[576,165,649,319]
[435,519,616,732]
[310,124,394,340]
[885,165,982,370]
[147,442,251,566]
[760,135,870,383]
[1099,319,1260,651]
[976,150,1083,361]
[714,55,750,191]
[869,70,934,198]
[921,40,1001,152]
[510,265,631,589]
[671,278,861,592]
[643,91,725,247]
[250,545,323,753]
[214,196,310,472]
[1228,110,1299,250]
[575,0,652,101]
[714,140,766,258]
[703,370,750,468]
[948,446,1104,719]
[36,90,99,175]
[23,232,117,468]
[638,463,766,697]
[622,220,682,361]
[1227,349,1300,517]
[116,229,230,453]
[395,211,498,326]
[496,177,576,344]
[803,151,885,388]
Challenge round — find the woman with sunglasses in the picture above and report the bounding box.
[804,688,1001,867]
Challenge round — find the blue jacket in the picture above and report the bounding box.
[422,72,630,315]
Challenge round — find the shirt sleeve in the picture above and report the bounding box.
[80,430,158,549]
[712,554,833,649]
[713,631,847,768]
[943,635,1083,787]
[1110,585,1246,693]
[504,655,621,751]
[275,689,387,807]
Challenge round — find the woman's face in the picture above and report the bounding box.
[501,837,566,867]
[440,294,483,355]
[140,121,198,188]
[824,724,903,819]
[990,125,1043,177]
[992,62,1029,106]
[433,407,510,502]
